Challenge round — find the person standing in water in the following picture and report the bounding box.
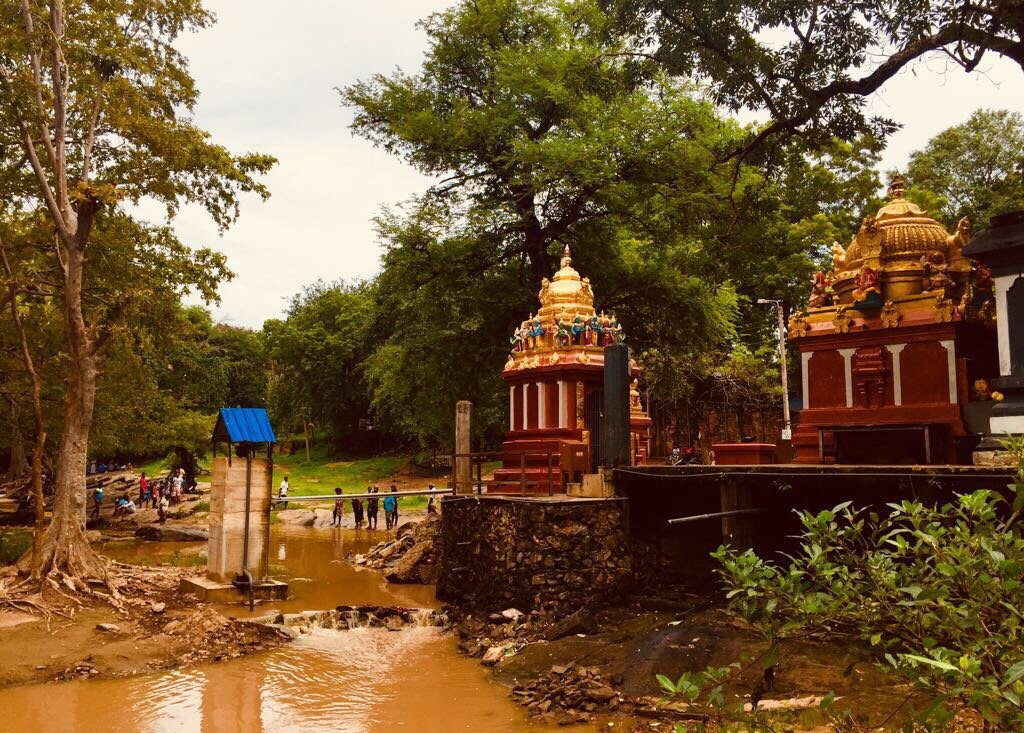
[367,485,380,530]
[332,488,345,527]
[389,484,399,527]
[382,492,396,531]
[351,496,364,529]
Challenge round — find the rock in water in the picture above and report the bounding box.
[134,525,208,542]
[275,509,316,526]
[480,645,508,666]
[95,623,120,633]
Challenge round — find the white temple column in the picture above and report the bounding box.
[838,348,856,408]
[522,384,530,430]
[940,340,957,403]
[537,382,547,429]
[558,380,567,428]
[995,274,1014,376]
[801,352,812,408]
[509,386,515,431]
[885,343,906,406]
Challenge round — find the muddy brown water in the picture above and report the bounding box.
[0,526,572,732]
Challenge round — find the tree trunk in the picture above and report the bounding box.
[22,243,106,584]
[5,404,28,481]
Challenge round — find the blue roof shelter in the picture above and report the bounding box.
[212,408,277,463]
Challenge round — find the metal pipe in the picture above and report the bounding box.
[667,508,761,525]
[238,448,254,611]
[270,488,454,502]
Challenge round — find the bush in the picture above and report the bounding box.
[705,437,1024,729]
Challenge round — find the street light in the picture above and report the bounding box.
[756,298,792,442]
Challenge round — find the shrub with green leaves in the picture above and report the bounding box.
[710,438,1024,729]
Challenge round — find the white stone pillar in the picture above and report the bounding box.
[522,384,530,430]
[558,380,567,428]
[838,348,856,408]
[995,274,1014,376]
[509,386,515,431]
[537,382,547,429]
[885,343,906,406]
[801,352,812,408]
[940,340,957,403]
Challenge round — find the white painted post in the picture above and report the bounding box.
[885,343,906,406]
[838,348,856,408]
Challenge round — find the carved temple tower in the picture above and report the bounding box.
[493,246,651,491]
[790,174,999,464]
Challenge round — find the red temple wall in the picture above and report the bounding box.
[807,350,846,408]
[900,342,950,405]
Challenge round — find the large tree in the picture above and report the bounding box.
[0,2,273,587]
[610,0,1024,158]
[906,108,1024,228]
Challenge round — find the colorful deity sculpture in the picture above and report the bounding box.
[921,251,953,294]
[851,264,881,305]
[808,271,832,308]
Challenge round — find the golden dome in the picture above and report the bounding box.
[504,245,625,371]
[872,175,950,261]
[538,245,596,321]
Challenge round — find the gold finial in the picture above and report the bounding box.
[560,245,572,269]
[887,172,906,200]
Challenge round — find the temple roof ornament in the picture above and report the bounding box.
[505,245,625,372]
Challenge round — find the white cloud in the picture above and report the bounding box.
[157,3,1024,328]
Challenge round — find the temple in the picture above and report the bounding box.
[493,246,651,491]
[790,174,999,464]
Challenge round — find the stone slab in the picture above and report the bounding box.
[179,576,288,604]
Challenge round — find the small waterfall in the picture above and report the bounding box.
[343,609,361,629]
[409,609,435,627]
[271,606,446,632]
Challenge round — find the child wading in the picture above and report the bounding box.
[332,488,345,527]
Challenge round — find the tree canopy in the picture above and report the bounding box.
[609,0,1024,158]
[907,108,1024,228]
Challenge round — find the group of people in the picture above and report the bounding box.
[88,467,191,524]
[330,483,440,528]
[335,484,401,529]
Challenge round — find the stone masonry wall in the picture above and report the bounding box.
[437,496,632,614]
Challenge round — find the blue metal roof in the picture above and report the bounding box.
[214,408,277,444]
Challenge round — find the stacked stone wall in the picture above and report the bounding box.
[437,496,632,613]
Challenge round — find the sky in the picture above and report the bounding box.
[159,1,1024,329]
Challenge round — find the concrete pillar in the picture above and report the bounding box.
[558,380,567,428]
[207,455,271,584]
[455,400,472,492]
[509,386,515,431]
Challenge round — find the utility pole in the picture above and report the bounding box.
[757,299,791,441]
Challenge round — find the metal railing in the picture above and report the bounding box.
[448,450,564,496]
[273,488,454,504]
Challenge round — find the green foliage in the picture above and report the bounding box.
[610,0,1024,157]
[907,109,1024,228]
[708,438,1024,729]
[264,281,377,442]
